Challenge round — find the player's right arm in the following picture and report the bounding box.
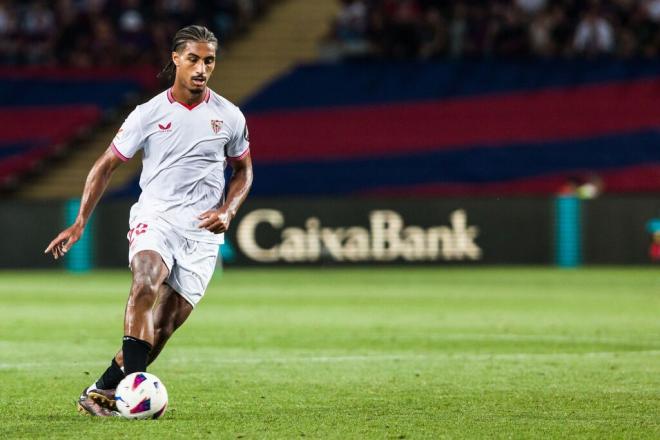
[44,147,124,259]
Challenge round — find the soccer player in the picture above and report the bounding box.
[44,25,253,416]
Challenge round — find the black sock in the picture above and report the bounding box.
[95,358,125,390]
[122,336,152,375]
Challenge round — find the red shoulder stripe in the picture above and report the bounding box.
[227,148,250,163]
[110,142,129,162]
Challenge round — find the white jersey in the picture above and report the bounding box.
[111,87,250,244]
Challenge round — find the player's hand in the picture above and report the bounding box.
[197,208,232,234]
[44,223,84,259]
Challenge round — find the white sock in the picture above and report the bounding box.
[86,382,98,394]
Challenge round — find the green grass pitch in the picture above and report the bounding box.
[0,267,659,439]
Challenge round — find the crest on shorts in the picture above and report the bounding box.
[211,119,223,134]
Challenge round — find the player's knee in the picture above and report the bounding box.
[130,273,160,306]
[130,251,167,296]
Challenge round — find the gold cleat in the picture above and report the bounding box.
[88,388,117,411]
[76,388,117,417]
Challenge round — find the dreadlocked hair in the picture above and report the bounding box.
[157,25,218,83]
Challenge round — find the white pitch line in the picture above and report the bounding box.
[427,333,660,345]
[0,361,108,370]
[2,350,660,370]
[1,333,656,349]
[168,350,660,365]
[168,354,427,364]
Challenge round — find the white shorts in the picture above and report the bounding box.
[127,217,219,307]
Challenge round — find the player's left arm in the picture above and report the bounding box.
[198,152,253,234]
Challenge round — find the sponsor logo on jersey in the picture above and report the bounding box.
[158,122,172,131]
[211,119,223,134]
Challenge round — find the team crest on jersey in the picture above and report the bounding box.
[211,119,223,134]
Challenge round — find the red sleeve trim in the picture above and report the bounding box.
[111,142,129,162]
[227,148,250,163]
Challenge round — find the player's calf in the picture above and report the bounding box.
[122,251,168,373]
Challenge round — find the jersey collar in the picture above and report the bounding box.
[167,87,211,110]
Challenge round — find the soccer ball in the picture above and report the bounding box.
[115,372,168,419]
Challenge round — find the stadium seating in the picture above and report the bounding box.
[110,59,660,197]
[243,59,660,196]
[0,67,156,188]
